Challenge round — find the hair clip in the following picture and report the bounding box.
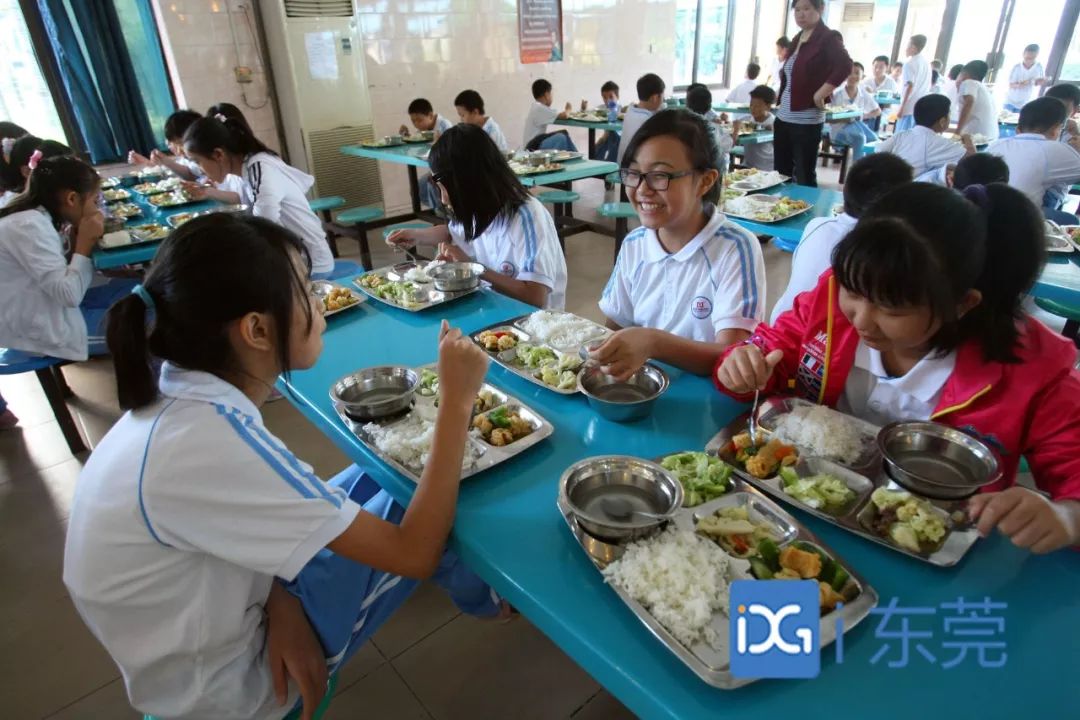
[962,183,990,210]
[215,113,227,123]
[27,149,43,170]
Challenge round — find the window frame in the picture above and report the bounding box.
[674,0,738,91]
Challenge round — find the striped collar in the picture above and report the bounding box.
[638,204,730,264]
[158,362,262,423]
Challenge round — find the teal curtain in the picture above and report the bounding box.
[114,0,174,149]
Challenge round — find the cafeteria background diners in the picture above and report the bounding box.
[2,0,1080,718]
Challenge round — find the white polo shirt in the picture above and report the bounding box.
[900,53,931,116]
[63,364,361,720]
[449,196,567,309]
[958,80,1000,140]
[876,125,966,178]
[599,205,766,340]
[863,75,898,95]
[828,85,880,138]
[523,101,560,147]
[434,114,455,136]
[987,133,1080,208]
[837,343,956,426]
[771,212,857,323]
[243,152,334,275]
[1007,62,1045,108]
[617,105,656,164]
[743,113,776,171]
[482,117,509,151]
[726,79,757,105]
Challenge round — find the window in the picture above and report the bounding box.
[991,0,1066,105]
[0,0,67,142]
[945,0,1006,71]
[673,0,731,88]
[900,0,948,66]
[838,0,902,68]
[1061,15,1080,81]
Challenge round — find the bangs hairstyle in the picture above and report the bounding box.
[427,123,530,242]
[621,109,722,204]
[408,98,434,115]
[106,213,314,410]
[0,155,97,225]
[832,183,1044,362]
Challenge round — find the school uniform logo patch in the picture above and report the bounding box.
[691,296,713,319]
[499,261,518,277]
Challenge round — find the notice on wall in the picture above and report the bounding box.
[305,31,339,81]
[518,0,563,64]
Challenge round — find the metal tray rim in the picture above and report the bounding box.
[354,263,483,312]
[472,315,584,395]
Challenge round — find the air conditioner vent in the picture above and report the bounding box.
[843,3,874,22]
[284,0,353,18]
[306,125,383,213]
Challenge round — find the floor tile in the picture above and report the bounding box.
[0,525,70,636]
[0,457,83,549]
[323,663,431,720]
[44,678,140,720]
[0,371,57,429]
[332,640,386,696]
[371,580,461,659]
[572,689,638,719]
[393,615,600,720]
[0,420,80,480]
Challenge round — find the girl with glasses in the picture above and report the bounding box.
[592,109,766,381]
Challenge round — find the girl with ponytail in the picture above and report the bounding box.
[716,182,1080,554]
[0,136,73,204]
[64,213,506,719]
[0,155,135,361]
[183,113,335,276]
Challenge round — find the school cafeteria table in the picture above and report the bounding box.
[91,196,222,270]
[280,287,1078,720]
[552,117,622,158]
[725,183,843,250]
[1032,252,1080,306]
[340,142,433,216]
[875,93,901,107]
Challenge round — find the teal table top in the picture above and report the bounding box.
[340,142,433,168]
[280,285,1079,720]
[1032,253,1080,306]
[518,159,618,186]
[553,117,623,132]
[736,131,774,147]
[725,184,843,245]
[92,196,221,270]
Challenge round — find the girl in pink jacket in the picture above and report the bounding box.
[715,182,1080,553]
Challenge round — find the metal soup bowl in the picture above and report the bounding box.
[430,262,484,292]
[559,456,683,542]
[578,363,669,423]
[878,421,1002,500]
[330,366,418,421]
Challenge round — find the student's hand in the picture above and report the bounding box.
[399,124,410,137]
[1066,118,1079,137]
[180,180,209,200]
[580,99,588,112]
[437,319,489,412]
[715,346,784,394]
[590,328,657,382]
[812,87,830,110]
[435,242,471,263]
[266,584,328,720]
[386,228,418,248]
[945,165,956,188]
[968,488,1080,554]
[720,112,729,123]
[149,149,171,165]
[564,101,572,112]
[1069,135,1080,153]
[960,134,977,153]
[127,150,150,165]
[74,210,105,256]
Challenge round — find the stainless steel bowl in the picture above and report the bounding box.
[579,363,669,423]
[329,366,418,421]
[430,262,484,292]
[878,421,1001,500]
[527,153,547,167]
[559,456,683,542]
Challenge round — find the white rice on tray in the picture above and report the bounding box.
[363,414,479,471]
[520,310,608,349]
[602,527,731,648]
[771,404,865,465]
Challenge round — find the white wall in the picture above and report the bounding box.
[152,0,281,152]
[355,0,677,214]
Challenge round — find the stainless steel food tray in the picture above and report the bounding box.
[353,261,482,312]
[705,396,980,567]
[722,194,813,224]
[558,453,878,690]
[332,364,553,483]
[312,280,366,317]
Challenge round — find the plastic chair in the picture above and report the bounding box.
[335,206,385,270]
[597,201,638,262]
[308,196,347,258]
[1034,297,1080,347]
[144,674,337,720]
[0,354,85,453]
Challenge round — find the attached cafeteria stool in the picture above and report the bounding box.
[536,189,581,251]
[334,206,385,270]
[1034,297,1080,348]
[308,196,347,257]
[597,201,638,262]
[0,354,85,454]
[818,135,852,184]
[144,674,337,720]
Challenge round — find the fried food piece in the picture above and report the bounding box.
[497,334,517,351]
[490,428,514,446]
[774,568,801,580]
[779,545,822,579]
[509,415,532,439]
[819,581,845,613]
[733,432,753,450]
[472,415,493,435]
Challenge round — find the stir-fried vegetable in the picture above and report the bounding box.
[778,467,856,515]
[661,452,733,507]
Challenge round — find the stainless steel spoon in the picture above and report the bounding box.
[601,497,668,522]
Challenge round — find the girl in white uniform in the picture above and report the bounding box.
[594,109,766,381]
[0,155,136,362]
[387,124,567,309]
[128,110,243,203]
[63,214,504,720]
[183,116,335,276]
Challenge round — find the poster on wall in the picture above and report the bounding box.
[518,0,563,63]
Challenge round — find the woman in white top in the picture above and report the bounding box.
[64,214,504,720]
[0,155,135,361]
[387,124,567,309]
[596,109,766,381]
[183,115,335,276]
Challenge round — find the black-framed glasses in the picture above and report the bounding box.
[619,168,695,190]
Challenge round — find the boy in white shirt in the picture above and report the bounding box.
[454,89,509,152]
[736,86,777,171]
[765,37,790,91]
[593,80,622,162]
[1005,44,1046,112]
[943,64,964,123]
[828,63,882,155]
[863,55,899,96]
[617,73,666,164]
[686,84,734,171]
[1044,83,1080,142]
[897,35,931,132]
[400,98,455,211]
[891,61,904,85]
[522,78,576,152]
[955,60,1000,141]
[988,96,1080,224]
[726,63,761,105]
[877,94,975,183]
[771,154,913,322]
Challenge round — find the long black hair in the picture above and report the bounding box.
[163,110,202,143]
[0,155,98,226]
[1,136,73,192]
[183,115,273,161]
[621,109,722,204]
[427,123,530,241]
[831,183,1045,363]
[106,213,314,410]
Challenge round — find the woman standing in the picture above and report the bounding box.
[774,0,852,186]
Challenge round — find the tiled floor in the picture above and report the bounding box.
[1,168,837,718]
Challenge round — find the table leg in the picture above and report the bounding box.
[407,166,421,215]
[588,129,596,159]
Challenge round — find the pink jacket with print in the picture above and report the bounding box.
[714,272,1080,502]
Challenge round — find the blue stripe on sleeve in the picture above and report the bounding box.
[722,227,758,319]
[137,398,178,547]
[245,418,344,506]
[519,203,538,273]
